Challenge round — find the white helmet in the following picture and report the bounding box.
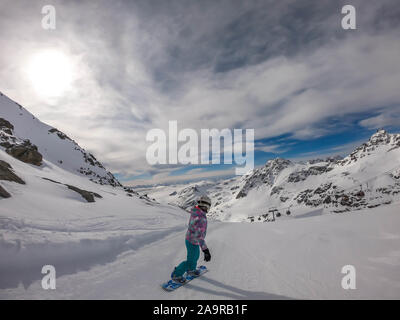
[197,195,211,211]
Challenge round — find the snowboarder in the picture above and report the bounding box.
[170,195,212,283]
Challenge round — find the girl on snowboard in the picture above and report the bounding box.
[171,195,212,282]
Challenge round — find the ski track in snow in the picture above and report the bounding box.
[0,216,182,233]
[0,224,186,290]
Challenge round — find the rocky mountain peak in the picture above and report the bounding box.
[236,158,293,199]
[0,93,121,187]
[338,129,400,166]
[369,129,391,145]
[265,157,292,169]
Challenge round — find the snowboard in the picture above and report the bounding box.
[161,265,208,292]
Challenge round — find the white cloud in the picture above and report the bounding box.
[255,143,288,154]
[359,108,400,129]
[125,167,235,186]
[288,139,366,162]
[1,0,400,182]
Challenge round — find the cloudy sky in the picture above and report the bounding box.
[1,0,400,185]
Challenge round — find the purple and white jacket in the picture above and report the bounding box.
[186,206,208,250]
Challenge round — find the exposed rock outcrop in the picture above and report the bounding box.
[0,160,25,184]
[0,117,16,148]
[0,185,11,198]
[48,128,72,141]
[42,177,103,203]
[1,117,43,166]
[236,158,292,199]
[0,159,25,199]
[5,140,43,166]
[287,165,333,183]
[0,118,13,135]
[66,185,102,203]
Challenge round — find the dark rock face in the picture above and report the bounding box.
[0,160,25,198]
[0,118,14,135]
[0,160,25,184]
[280,196,289,202]
[0,117,17,148]
[287,166,333,183]
[41,177,102,203]
[123,186,141,198]
[1,118,43,166]
[270,186,283,196]
[236,158,292,199]
[0,185,11,198]
[307,156,342,165]
[5,140,43,166]
[42,177,62,184]
[293,183,374,210]
[48,128,72,141]
[66,185,102,203]
[236,189,247,199]
[78,166,121,187]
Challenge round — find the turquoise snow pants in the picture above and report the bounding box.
[174,239,200,277]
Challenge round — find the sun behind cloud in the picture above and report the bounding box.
[27,49,74,99]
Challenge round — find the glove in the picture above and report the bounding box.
[203,248,211,262]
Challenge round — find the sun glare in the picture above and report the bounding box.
[28,50,74,98]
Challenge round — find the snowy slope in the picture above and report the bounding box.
[0,146,189,290]
[1,203,400,299]
[137,177,243,214]
[0,92,120,186]
[139,180,230,211]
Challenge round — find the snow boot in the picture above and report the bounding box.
[187,269,201,277]
[171,268,186,283]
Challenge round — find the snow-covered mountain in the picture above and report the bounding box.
[0,91,120,188]
[145,130,400,222]
[140,180,221,210]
